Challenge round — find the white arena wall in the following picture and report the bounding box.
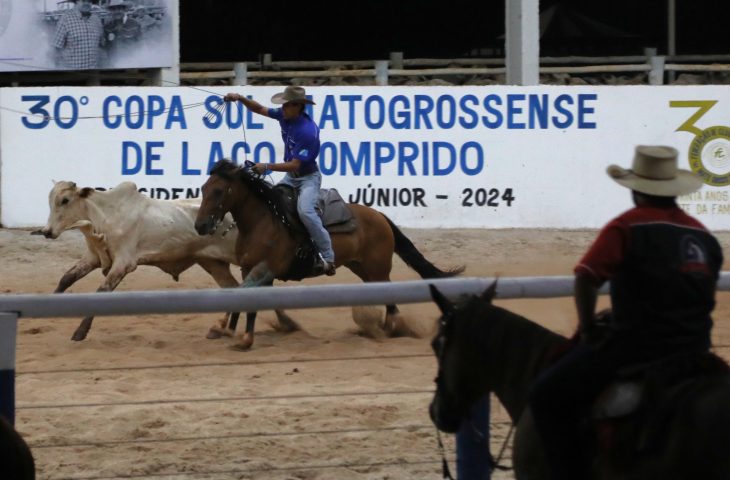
[1,85,730,230]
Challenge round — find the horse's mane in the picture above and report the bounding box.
[210,159,290,223]
[448,293,569,419]
[452,294,568,379]
[454,295,565,346]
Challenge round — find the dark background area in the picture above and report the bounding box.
[180,0,729,62]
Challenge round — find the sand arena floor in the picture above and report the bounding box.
[3,227,729,480]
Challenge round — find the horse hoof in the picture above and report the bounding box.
[272,318,300,333]
[71,331,87,341]
[206,329,223,339]
[229,342,252,351]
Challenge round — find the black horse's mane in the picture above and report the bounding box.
[210,159,287,213]
[450,294,566,363]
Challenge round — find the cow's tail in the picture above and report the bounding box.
[383,214,465,279]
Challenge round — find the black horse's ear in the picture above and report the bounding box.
[480,279,498,302]
[429,284,453,314]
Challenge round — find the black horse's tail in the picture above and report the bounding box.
[383,215,465,279]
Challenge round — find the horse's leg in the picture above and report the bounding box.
[231,262,275,351]
[346,261,405,337]
[54,256,101,293]
[198,260,242,339]
[199,260,296,338]
[262,276,300,333]
[384,304,404,336]
[71,260,135,341]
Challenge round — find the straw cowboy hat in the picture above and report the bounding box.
[271,86,315,105]
[606,145,703,197]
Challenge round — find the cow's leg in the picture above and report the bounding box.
[231,262,275,351]
[71,261,135,341]
[54,257,101,293]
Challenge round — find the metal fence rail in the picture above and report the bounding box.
[3,273,730,478]
[1,275,586,318]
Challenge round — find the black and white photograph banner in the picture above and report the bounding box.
[0,0,174,72]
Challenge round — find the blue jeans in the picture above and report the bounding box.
[278,171,335,262]
[456,395,491,480]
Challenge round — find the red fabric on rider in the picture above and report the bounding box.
[574,205,709,285]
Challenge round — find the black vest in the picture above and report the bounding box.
[610,222,722,352]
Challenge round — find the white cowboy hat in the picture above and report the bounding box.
[606,145,703,197]
[271,86,315,105]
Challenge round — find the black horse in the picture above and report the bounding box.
[428,282,730,480]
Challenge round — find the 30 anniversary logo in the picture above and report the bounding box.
[671,100,730,187]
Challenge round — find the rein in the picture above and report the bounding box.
[432,302,514,477]
[206,185,233,235]
[436,428,455,479]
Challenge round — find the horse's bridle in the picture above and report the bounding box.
[433,311,456,479]
[432,306,513,477]
[204,184,233,235]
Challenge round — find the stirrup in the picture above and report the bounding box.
[323,261,336,276]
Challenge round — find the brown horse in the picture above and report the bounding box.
[428,283,730,480]
[194,159,464,350]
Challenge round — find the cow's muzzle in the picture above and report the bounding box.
[31,228,56,239]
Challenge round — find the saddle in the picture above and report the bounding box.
[542,315,729,460]
[271,185,356,281]
[591,349,728,459]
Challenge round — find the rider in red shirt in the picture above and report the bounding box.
[529,145,723,480]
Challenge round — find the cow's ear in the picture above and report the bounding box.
[79,187,94,198]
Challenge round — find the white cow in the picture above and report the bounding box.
[39,181,296,341]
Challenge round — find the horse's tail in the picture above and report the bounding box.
[383,214,465,278]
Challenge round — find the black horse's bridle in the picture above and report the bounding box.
[204,184,232,235]
[432,306,513,477]
[433,311,456,479]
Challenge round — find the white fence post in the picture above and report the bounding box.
[232,62,248,86]
[389,51,404,70]
[649,55,666,85]
[0,312,18,425]
[375,60,389,86]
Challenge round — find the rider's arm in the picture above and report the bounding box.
[267,159,301,173]
[573,218,628,340]
[224,93,270,117]
[575,272,599,340]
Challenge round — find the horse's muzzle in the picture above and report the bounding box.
[194,217,216,236]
